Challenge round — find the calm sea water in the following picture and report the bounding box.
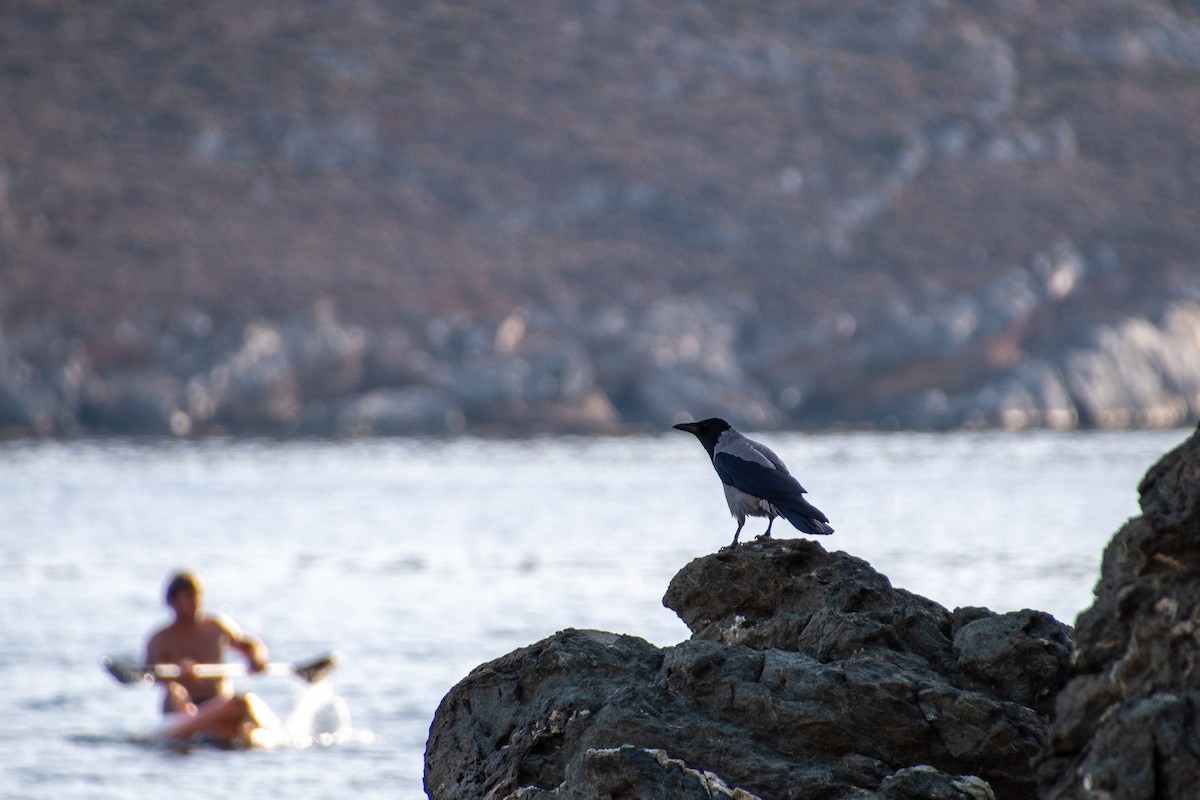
[0,429,1189,799]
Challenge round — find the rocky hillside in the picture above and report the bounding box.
[3,1,1200,436]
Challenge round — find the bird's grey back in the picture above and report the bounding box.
[716,428,791,474]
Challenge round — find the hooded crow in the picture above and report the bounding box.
[674,417,833,547]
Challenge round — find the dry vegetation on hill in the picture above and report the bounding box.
[2,1,1199,435]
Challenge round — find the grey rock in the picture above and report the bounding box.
[952,609,1072,715]
[451,354,532,417]
[336,387,464,436]
[362,327,449,391]
[565,745,762,800]
[1039,424,1200,800]
[875,765,995,800]
[284,311,367,401]
[426,539,1073,800]
[80,371,191,436]
[0,351,56,435]
[206,322,302,430]
[588,297,783,427]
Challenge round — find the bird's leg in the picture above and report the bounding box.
[728,519,745,548]
[754,516,776,542]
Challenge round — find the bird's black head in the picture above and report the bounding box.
[673,417,731,458]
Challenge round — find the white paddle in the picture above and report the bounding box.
[102,652,340,686]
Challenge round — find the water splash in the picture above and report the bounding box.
[278,679,374,748]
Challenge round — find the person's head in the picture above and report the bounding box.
[165,571,202,621]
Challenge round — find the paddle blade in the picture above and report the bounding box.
[102,657,154,686]
[295,651,341,684]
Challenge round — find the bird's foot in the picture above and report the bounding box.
[753,532,774,542]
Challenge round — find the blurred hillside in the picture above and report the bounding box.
[2,0,1199,436]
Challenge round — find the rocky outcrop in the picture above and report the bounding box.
[425,540,1072,800]
[1039,424,1200,799]
[420,418,1200,798]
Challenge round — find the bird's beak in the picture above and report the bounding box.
[673,421,699,434]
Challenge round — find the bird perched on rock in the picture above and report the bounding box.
[674,417,833,547]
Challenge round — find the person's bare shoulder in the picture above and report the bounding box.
[206,611,247,643]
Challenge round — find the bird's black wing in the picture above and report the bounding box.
[715,452,834,534]
[713,452,807,500]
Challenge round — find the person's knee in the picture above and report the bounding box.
[240,693,269,725]
[224,694,251,717]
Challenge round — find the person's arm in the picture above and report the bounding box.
[214,613,269,673]
[145,631,164,667]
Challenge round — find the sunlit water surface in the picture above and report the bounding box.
[0,429,1188,798]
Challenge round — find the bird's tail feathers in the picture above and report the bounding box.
[776,497,834,535]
